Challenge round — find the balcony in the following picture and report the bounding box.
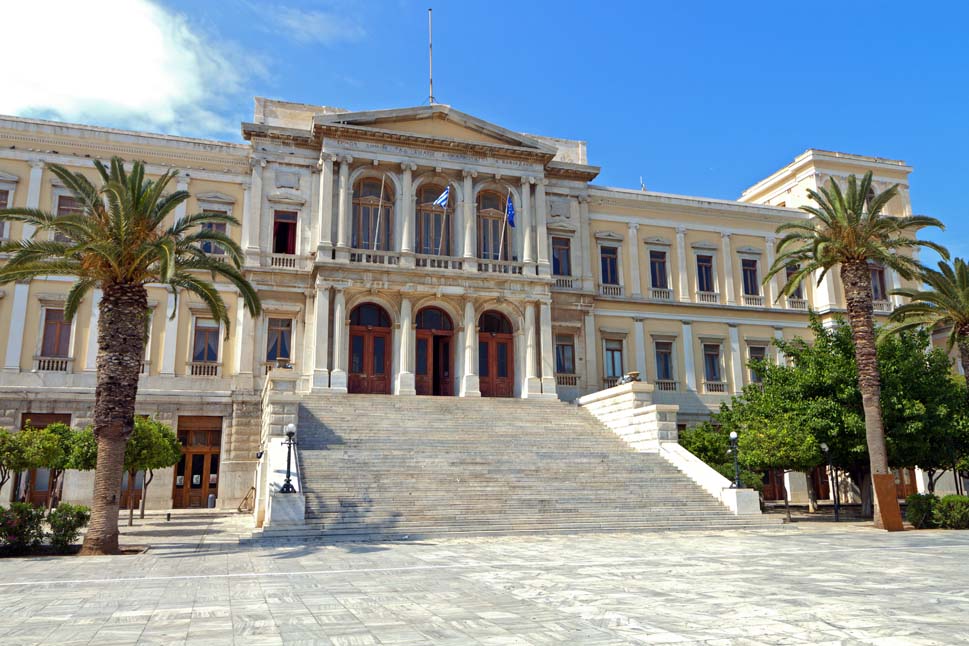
[269,253,298,269]
[350,250,400,266]
[188,361,221,377]
[263,359,296,376]
[555,374,580,387]
[703,380,727,394]
[787,297,808,310]
[599,284,623,297]
[477,259,523,275]
[742,294,765,307]
[696,291,720,304]
[554,276,578,289]
[34,356,72,372]
[415,254,463,270]
[655,379,678,392]
[873,300,892,313]
[602,376,619,389]
[650,287,673,301]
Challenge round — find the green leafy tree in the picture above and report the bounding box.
[0,158,260,555]
[0,429,20,490]
[678,423,763,491]
[10,426,65,504]
[68,427,98,472]
[888,257,969,399]
[767,171,946,529]
[123,417,181,524]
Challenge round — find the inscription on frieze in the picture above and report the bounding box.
[325,138,543,172]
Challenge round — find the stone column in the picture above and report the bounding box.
[583,311,599,392]
[462,170,477,269]
[681,320,696,392]
[397,297,416,395]
[84,289,102,371]
[461,300,480,396]
[3,282,29,372]
[330,288,348,391]
[335,156,352,261]
[521,176,534,265]
[890,267,903,307]
[633,317,648,381]
[245,159,265,265]
[539,301,556,394]
[160,291,178,376]
[535,179,550,275]
[313,284,330,389]
[21,160,44,240]
[579,196,594,292]
[764,235,777,308]
[524,303,541,397]
[774,327,786,367]
[174,176,189,222]
[728,324,743,393]
[627,222,641,297]
[318,154,335,255]
[676,225,690,302]
[399,163,416,266]
[307,165,321,253]
[721,232,736,305]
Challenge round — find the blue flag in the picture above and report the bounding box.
[506,195,516,228]
[433,186,449,208]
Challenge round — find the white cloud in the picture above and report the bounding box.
[264,4,365,45]
[1,0,259,138]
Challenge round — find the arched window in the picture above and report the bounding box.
[349,303,391,328]
[479,310,512,335]
[477,190,510,260]
[416,307,453,331]
[416,184,452,256]
[352,178,394,251]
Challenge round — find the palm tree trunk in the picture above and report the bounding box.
[840,261,903,531]
[79,283,148,556]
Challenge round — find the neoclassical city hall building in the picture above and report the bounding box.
[0,98,926,513]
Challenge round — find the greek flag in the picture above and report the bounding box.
[506,195,516,227]
[433,186,449,208]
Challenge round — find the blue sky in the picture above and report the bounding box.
[5,1,966,260]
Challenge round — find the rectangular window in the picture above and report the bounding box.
[41,309,71,357]
[201,210,228,255]
[748,345,767,383]
[266,318,292,362]
[871,266,887,301]
[696,255,715,293]
[552,237,572,276]
[55,195,82,243]
[786,264,804,299]
[741,258,759,296]
[655,341,674,382]
[703,343,722,382]
[478,215,507,260]
[649,250,668,289]
[555,335,575,374]
[604,339,624,378]
[192,319,220,363]
[600,246,620,285]
[272,210,298,255]
[0,189,7,238]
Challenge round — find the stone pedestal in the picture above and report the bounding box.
[397,371,416,396]
[330,369,348,392]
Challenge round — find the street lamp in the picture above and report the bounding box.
[280,423,297,494]
[729,430,741,488]
[820,442,840,522]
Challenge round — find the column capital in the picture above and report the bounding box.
[250,157,267,170]
[720,231,731,240]
[400,162,418,172]
[680,320,693,326]
[521,175,534,186]
[462,169,477,179]
[577,194,589,204]
[628,222,639,231]
[240,178,252,189]
[537,177,548,186]
[766,235,776,245]
[28,158,46,169]
[341,155,354,165]
[676,225,688,235]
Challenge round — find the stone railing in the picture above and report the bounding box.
[554,276,577,289]
[415,254,463,270]
[599,284,622,297]
[555,374,579,386]
[189,361,221,377]
[873,299,892,313]
[263,360,296,376]
[477,259,524,275]
[350,250,401,266]
[34,356,72,372]
[787,297,808,310]
[655,379,678,392]
[650,287,673,301]
[696,291,719,304]
[703,380,727,394]
[602,376,619,389]
[742,294,765,307]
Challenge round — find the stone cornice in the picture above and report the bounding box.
[588,185,807,224]
[545,160,600,182]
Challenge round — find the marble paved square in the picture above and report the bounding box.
[0,514,966,645]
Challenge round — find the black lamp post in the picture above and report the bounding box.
[820,442,839,522]
[729,430,741,488]
[280,423,297,494]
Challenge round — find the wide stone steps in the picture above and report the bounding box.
[282,394,778,541]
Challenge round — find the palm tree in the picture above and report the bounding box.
[889,258,969,401]
[0,158,260,554]
[765,171,946,530]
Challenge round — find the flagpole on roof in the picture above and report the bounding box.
[428,8,435,104]
[436,183,448,256]
[373,173,386,251]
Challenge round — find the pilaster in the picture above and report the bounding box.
[676,225,690,302]
[318,154,335,256]
[721,232,736,305]
[313,283,331,389]
[523,302,542,397]
[583,310,599,392]
[764,235,777,308]
[22,160,44,240]
[728,324,743,393]
[399,163,417,268]
[627,222,642,297]
[330,288,348,391]
[396,297,417,395]
[681,320,696,392]
[633,317,647,381]
[334,156,353,263]
[84,288,102,371]
[535,179,550,275]
[579,196,594,292]
[3,282,29,372]
[462,170,477,271]
[160,291,178,376]
[520,176,534,266]
[539,300,556,394]
[461,299,480,396]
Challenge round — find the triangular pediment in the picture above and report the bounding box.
[314,105,556,154]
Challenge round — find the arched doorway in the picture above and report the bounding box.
[415,307,454,396]
[348,303,392,394]
[478,310,514,397]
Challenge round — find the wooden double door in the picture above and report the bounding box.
[172,416,222,509]
[416,331,453,396]
[348,326,392,394]
[478,333,514,397]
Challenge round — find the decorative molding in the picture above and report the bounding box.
[644,236,671,246]
[195,191,236,204]
[690,240,718,250]
[736,246,763,256]
[266,188,306,205]
[594,230,624,242]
